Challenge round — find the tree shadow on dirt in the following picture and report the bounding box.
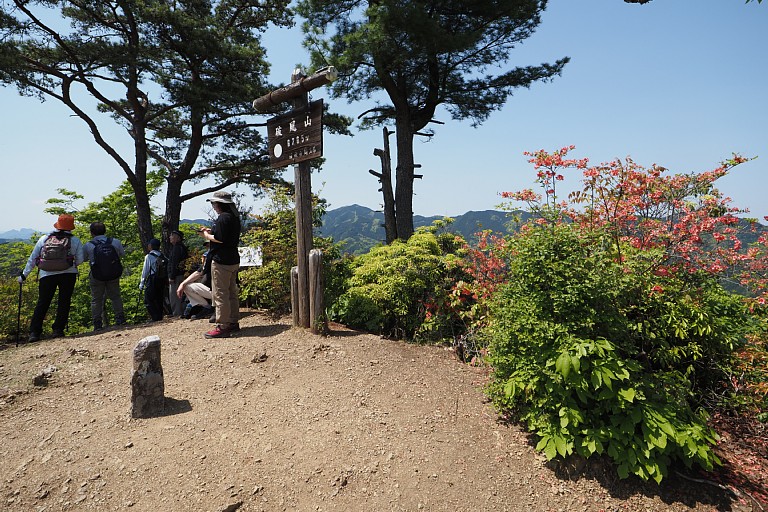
[237,323,291,338]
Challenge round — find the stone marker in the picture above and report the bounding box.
[130,335,164,418]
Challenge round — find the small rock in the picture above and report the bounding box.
[221,501,243,512]
[251,353,268,363]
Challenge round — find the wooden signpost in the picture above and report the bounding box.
[253,67,337,331]
[266,99,324,168]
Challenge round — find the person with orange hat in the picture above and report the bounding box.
[18,214,85,343]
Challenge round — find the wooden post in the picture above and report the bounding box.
[253,67,336,331]
[309,248,326,334]
[292,69,313,329]
[290,266,299,327]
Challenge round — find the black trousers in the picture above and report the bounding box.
[144,277,165,321]
[30,273,77,335]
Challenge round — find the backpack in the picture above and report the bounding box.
[90,238,123,281]
[150,253,169,282]
[36,232,74,271]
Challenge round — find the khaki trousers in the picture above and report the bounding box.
[211,261,239,325]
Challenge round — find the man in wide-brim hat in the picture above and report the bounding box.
[199,191,241,338]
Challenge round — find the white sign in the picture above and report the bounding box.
[238,246,263,267]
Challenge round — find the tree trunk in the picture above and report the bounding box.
[130,129,155,252]
[374,127,397,243]
[163,177,184,251]
[133,187,154,253]
[394,116,415,240]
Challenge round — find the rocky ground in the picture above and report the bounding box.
[0,310,765,511]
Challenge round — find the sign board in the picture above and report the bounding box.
[238,246,263,268]
[267,99,323,168]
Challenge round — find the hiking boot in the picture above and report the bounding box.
[204,325,231,339]
[190,305,211,320]
[229,323,240,332]
[93,320,103,332]
[182,304,194,319]
[115,314,126,326]
[28,333,40,343]
[51,330,65,339]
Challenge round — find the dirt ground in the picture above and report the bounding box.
[0,310,764,511]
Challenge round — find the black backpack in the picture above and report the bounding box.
[37,232,74,271]
[150,252,169,282]
[90,238,123,281]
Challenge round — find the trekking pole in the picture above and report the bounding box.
[16,271,23,347]
[135,290,142,323]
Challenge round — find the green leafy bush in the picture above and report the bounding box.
[485,223,754,482]
[238,185,347,315]
[331,228,458,339]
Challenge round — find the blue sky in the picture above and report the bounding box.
[0,0,766,234]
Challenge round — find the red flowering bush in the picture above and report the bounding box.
[485,146,766,483]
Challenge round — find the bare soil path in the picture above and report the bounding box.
[0,311,759,511]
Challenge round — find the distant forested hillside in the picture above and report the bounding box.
[317,204,526,254]
[318,205,768,256]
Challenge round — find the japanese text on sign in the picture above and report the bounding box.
[267,99,323,168]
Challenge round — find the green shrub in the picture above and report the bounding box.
[239,261,292,314]
[238,185,347,316]
[331,229,454,339]
[485,223,755,483]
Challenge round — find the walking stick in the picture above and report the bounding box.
[16,271,23,347]
[135,289,142,323]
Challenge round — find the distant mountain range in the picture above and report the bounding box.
[0,228,39,243]
[316,204,521,254]
[4,207,766,258]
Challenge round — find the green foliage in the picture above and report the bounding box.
[0,240,36,278]
[331,227,459,339]
[45,177,164,254]
[485,223,755,482]
[238,185,347,315]
[0,275,37,343]
[718,333,768,415]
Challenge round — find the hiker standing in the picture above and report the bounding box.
[167,230,189,317]
[139,238,167,322]
[83,221,125,331]
[199,191,240,338]
[18,214,84,342]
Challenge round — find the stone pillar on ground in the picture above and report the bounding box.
[130,335,164,418]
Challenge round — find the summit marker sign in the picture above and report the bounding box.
[266,99,323,168]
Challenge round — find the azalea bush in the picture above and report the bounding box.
[485,146,765,483]
[420,229,508,360]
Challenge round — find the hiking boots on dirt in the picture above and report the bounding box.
[204,325,231,339]
[182,304,194,319]
[28,333,40,343]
